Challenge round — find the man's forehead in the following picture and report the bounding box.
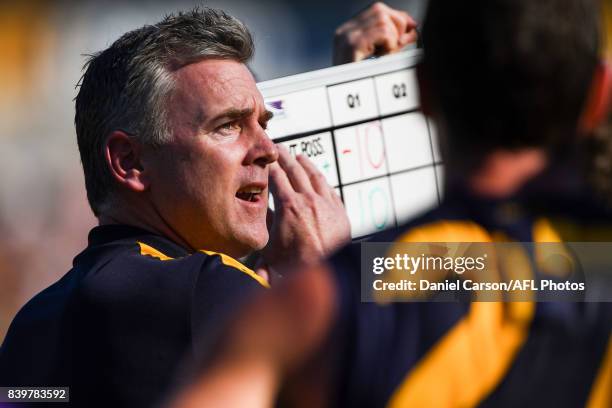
[172,59,263,117]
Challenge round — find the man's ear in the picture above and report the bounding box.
[579,60,612,135]
[105,131,149,193]
[416,62,433,116]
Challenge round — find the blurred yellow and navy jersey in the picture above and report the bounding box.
[0,225,267,407]
[327,188,612,408]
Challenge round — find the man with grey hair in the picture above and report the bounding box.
[0,4,417,408]
[0,7,348,407]
[73,8,350,268]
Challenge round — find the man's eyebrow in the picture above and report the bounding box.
[261,110,273,123]
[209,108,254,124]
[205,108,273,128]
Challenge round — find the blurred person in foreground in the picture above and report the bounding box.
[0,4,418,407]
[171,1,612,407]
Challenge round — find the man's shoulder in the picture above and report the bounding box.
[75,225,267,298]
[76,226,268,337]
[0,228,190,363]
[77,233,193,296]
[374,204,485,243]
[1,225,265,348]
[0,225,267,387]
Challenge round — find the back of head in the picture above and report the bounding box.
[421,0,601,159]
[74,7,253,216]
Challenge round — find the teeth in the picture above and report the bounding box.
[238,187,263,194]
[236,186,263,202]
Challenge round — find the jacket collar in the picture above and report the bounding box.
[88,224,190,258]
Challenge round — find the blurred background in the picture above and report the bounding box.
[0,0,610,344]
[0,0,428,343]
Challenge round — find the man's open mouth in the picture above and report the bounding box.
[235,186,264,202]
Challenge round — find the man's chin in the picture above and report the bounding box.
[232,228,268,258]
[249,228,269,251]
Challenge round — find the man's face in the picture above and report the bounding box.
[143,59,277,258]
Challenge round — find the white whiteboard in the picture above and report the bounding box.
[258,50,443,238]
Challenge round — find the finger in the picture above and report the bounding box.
[399,28,418,47]
[368,7,418,51]
[277,145,313,193]
[388,9,417,36]
[403,11,417,28]
[386,11,408,39]
[333,24,363,64]
[331,187,344,206]
[362,3,412,39]
[295,155,331,197]
[268,162,294,208]
[344,12,395,60]
[367,25,400,55]
[351,36,375,62]
[361,2,392,20]
[358,12,402,53]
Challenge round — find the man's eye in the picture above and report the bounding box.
[218,121,241,133]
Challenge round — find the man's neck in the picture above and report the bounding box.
[466,148,548,199]
[98,205,195,252]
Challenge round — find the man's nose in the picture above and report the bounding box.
[246,126,279,167]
